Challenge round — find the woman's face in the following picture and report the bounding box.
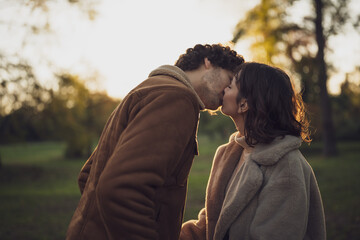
[221,76,240,117]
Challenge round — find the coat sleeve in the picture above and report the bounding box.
[180,208,207,240]
[179,144,229,240]
[249,172,309,240]
[78,157,93,194]
[95,89,198,240]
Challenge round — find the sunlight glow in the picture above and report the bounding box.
[78,0,256,98]
[1,0,359,99]
[24,0,259,99]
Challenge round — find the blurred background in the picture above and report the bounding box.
[0,0,359,239]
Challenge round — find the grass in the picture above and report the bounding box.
[303,141,360,240]
[0,138,359,239]
[0,142,83,240]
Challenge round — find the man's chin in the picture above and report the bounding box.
[203,99,222,111]
[205,104,221,111]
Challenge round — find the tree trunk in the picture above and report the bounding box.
[314,0,338,156]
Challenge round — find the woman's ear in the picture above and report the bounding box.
[237,99,248,113]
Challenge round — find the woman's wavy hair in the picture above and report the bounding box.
[175,44,244,73]
[235,62,311,146]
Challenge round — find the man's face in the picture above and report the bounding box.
[198,67,234,110]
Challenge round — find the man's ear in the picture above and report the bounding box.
[204,58,213,69]
[237,99,248,113]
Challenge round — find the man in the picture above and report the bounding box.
[66,44,244,240]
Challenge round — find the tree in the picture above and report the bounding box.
[0,72,120,157]
[314,0,337,155]
[232,0,359,156]
[42,74,119,158]
[332,67,360,140]
[0,55,48,116]
[0,0,99,115]
[0,0,103,155]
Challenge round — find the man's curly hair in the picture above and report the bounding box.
[175,44,244,73]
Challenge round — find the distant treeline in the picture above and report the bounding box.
[1,74,360,158]
[0,74,120,158]
[198,77,360,144]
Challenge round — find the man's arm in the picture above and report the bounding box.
[96,89,198,240]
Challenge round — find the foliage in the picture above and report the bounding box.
[233,0,300,65]
[232,0,359,155]
[232,0,355,103]
[0,0,104,158]
[331,68,360,140]
[198,112,236,139]
[0,0,100,114]
[0,56,48,116]
[0,74,119,158]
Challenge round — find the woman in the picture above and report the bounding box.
[180,62,326,240]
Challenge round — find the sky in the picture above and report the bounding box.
[1,0,359,99]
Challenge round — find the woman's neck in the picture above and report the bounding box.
[231,114,245,137]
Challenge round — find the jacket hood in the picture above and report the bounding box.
[149,65,205,110]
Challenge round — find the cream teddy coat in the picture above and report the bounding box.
[180,134,326,240]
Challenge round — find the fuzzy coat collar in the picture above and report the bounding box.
[230,134,302,166]
[250,135,302,166]
[149,65,205,110]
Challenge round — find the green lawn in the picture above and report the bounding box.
[0,139,359,239]
[0,142,83,240]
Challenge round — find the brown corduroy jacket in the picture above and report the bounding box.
[66,65,204,240]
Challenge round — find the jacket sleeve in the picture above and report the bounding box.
[249,172,308,240]
[78,157,93,194]
[180,208,207,240]
[95,89,198,240]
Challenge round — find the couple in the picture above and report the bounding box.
[66,44,326,240]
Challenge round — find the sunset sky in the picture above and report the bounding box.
[1,0,359,99]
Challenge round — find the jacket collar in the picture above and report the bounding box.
[149,65,205,110]
[250,135,302,166]
[230,134,302,166]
